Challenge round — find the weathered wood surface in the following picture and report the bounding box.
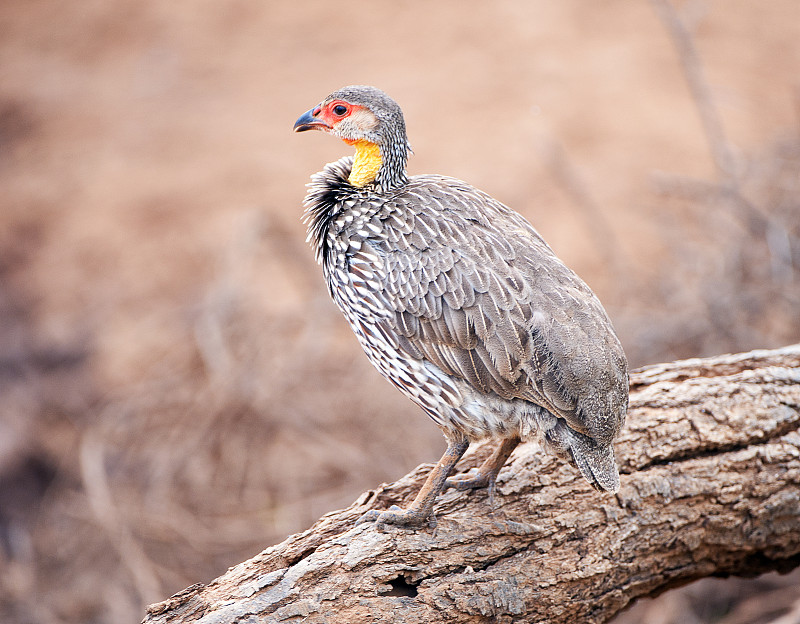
[143,345,800,624]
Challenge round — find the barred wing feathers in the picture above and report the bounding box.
[374,175,627,451]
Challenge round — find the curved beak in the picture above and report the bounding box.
[293,107,331,132]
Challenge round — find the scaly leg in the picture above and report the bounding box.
[358,437,469,528]
[444,436,520,508]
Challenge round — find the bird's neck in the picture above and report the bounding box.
[345,136,408,190]
[347,140,382,187]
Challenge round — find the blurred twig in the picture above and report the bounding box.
[650,0,795,250]
[650,0,737,186]
[79,430,162,605]
[537,138,626,279]
[638,0,800,363]
[767,599,800,624]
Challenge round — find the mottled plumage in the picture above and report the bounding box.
[295,86,628,527]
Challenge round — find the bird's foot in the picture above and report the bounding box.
[357,505,435,529]
[444,470,498,510]
[442,437,519,510]
[444,469,492,491]
[356,438,469,530]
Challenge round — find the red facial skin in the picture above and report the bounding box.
[294,100,372,147]
[315,100,353,125]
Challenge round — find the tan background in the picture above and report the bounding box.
[0,1,798,622]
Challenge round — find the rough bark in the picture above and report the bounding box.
[143,345,800,624]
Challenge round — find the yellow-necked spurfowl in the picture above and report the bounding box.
[294,85,628,528]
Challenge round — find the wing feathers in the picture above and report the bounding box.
[367,175,626,443]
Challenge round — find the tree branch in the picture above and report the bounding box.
[143,345,800,624]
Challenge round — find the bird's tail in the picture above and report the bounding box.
[545,422,621,493]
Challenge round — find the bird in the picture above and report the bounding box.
[294,85,628,528]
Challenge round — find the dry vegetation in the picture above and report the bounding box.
[0,1,798,623]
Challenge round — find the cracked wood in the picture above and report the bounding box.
[143,345,800,624]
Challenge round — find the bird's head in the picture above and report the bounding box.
[294,85,410,189]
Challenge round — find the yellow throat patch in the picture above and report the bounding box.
[347,140,382,187]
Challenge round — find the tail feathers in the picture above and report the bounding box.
[545,423,621,493]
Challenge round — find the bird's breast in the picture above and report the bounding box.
[320,194,395,321]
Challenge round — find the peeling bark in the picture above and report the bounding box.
[143,345,800,624]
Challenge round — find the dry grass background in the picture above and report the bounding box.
[0,1,798,622]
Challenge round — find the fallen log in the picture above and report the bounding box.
[143,345,800,623]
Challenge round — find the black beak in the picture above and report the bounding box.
[293,107,330,132]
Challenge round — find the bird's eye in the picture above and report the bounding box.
[332,104,348,116]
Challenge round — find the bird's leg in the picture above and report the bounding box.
[444,436,520,508]
[357,437,469,528]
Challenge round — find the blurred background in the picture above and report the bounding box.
[0,0,798,622]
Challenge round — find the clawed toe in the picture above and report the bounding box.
[444,471,501,510]
[357,504,432,528]
[356,509,382,525]
[444,470,491,492]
